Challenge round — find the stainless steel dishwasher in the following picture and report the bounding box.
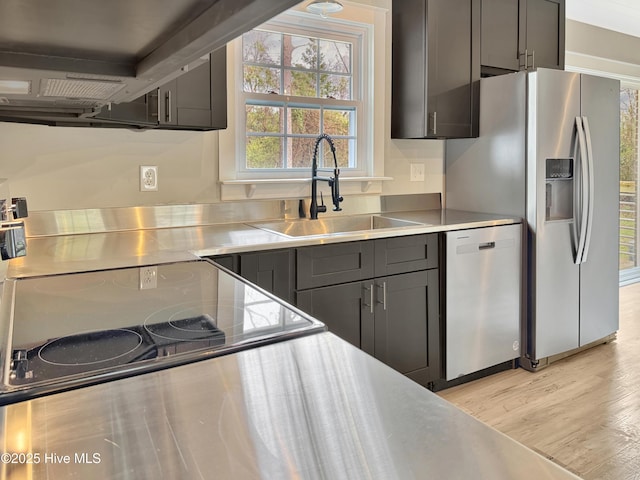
[445,224,521,380]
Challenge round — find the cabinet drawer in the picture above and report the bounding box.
[374,234,438,276]
[296,242,375,290]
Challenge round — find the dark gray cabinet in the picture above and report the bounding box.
[481,0,565,75]
[97,47,227,130]
[296,241,375,290]
[391,0,480,139]
[295,234,440,387]
[239,249,294,303]
[209,249,292,303]
[374,234,438,276]
[296,266,440,387]
[373,270,439,386]
[296,281,371,351]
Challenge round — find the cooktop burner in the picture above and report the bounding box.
[1,259,324,402]
[38,329,144,366]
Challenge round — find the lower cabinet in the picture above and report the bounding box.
[239,249,294,304]
[209,249,293,303]
[209,233,442,388]
[296,269,440,387]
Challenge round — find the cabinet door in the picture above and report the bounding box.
[240,250,293,302]
[296,241,375,290]
[374,234,438,276]
[209,47,228,129]
[427,0,481,138]
[95,94,154,125]
[296,281,375,354]
[520,0,565,71]
[174,60,213,128]
[480,0,520,72]
[373,269,440,386]
[391,0,480,139]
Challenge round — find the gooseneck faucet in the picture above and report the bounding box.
[310,133,343,219]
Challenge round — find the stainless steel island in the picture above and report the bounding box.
[0,332,579,479]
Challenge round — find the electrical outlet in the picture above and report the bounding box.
[140,166,158,191]
[139,266,158,290]
[410,163,425,182]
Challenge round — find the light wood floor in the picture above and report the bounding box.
[439,282,640,480]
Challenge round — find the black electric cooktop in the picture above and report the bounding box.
[0,260,324,403]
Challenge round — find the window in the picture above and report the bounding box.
[234,11,371,179]
[620,86,640,283]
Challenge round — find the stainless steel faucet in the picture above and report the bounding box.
[310,133,343,219]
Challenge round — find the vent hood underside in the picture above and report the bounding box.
[0,0,300,118]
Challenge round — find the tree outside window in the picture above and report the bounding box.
[620,87,639,270]
[241,28,358,172]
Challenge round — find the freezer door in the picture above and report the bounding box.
[528,69,581,359]
[579,74,620,345]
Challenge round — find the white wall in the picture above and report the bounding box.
[565,19,640,82]
[0,123,220,211]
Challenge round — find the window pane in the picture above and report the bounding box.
[322,138,351,169]
[243,66,280,93]
[320,40,351,73]
[246,105,283,133]
[289,137,317,168]
[246,136,283,169]
[285,70,317,97]
[289,108,320,135]
[620,87,639,271]
[243,31,281,65]
[285,35,316,69]
[320,74,351,100]
[323,109,353,136]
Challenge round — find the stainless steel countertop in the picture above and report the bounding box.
[0,332,578,480]
[7,209,521,278]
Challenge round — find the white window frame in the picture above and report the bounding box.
[231,10,373,180]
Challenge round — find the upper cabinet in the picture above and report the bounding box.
[391,0,480,139]
[481,0,565,75]
[390,0,564,139]
[96,47,227,130]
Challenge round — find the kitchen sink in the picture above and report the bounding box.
[251,215,427,238]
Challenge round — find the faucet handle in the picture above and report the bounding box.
[318,192,327,214]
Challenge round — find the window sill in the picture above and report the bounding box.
[220,176,394,201]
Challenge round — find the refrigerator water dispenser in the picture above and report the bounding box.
[545,158,573,221]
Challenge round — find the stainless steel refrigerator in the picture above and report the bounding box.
[445,68,620,370]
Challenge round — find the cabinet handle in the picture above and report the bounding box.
[519,49,536,71]
[430,111,437,136]
[165,90,172,123]
[529,50,535,70]
[519,49,528,70]
[363,284,374,314]
[150,89,159,118]
[376,281,387,311]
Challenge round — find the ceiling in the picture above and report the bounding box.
[566,0,640,38]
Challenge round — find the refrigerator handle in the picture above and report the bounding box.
[573,116,589,265]
[581,116,595,263]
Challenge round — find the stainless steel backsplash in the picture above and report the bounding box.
[24,194,441,237]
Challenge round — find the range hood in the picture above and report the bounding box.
[0,0,301,121]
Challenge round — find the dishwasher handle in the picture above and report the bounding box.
[455,237,514,255]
